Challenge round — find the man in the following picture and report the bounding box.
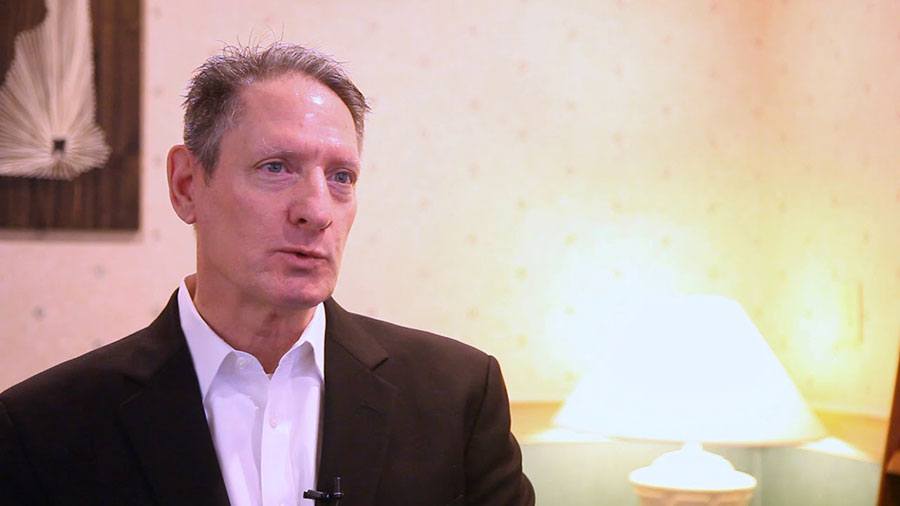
[0,44,534,506]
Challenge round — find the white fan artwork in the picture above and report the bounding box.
[0,0,110,180]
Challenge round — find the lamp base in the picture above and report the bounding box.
[629,443,756,506]
[631,486,754,506]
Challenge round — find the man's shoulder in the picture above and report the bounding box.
[328,302,497,391]
[1,296,183,410]
[1,327,150,406]
[336,306,489,362]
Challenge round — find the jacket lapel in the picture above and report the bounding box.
[117,293,230,506]
[318,299,396,506]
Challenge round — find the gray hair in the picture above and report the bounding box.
[182,42,370,174]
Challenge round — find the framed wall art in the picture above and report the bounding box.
[0,0,141,230]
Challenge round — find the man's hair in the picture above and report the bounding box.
[182,42,370,174]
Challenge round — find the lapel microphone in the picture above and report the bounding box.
[303,476,343,505]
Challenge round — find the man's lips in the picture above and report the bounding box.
[278,248,329,260]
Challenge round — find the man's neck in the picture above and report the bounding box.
[186,275,315,373]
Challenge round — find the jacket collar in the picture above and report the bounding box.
[117,291,231,505]
[317,298,397,505]
[323,298,389,371]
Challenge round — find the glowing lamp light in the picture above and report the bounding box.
[554,294,825,506]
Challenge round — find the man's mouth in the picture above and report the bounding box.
[280,248,328,260]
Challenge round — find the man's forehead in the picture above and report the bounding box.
[222,73,360,157]
[238,73,336,111]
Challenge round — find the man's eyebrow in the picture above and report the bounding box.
[251,146,360,168]
[253,147,303,159]
[331,156,361,169]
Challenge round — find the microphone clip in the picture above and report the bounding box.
[303,477,343,505]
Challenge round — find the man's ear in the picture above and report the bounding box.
[167,145,204,224]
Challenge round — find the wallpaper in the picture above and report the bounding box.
[0,0,897,419]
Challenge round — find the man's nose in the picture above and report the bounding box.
[287,170,332,230]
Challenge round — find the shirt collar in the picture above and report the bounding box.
[177,279,326,399]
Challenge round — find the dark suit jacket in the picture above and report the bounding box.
[0,293,534,506]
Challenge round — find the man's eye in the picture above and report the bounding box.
[261,162,285,174]
[332,170,355,185]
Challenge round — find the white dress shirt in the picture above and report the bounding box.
[178,281,325,506]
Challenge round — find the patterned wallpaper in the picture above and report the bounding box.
[0,0,897,418]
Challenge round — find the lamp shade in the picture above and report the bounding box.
[554,294,825,445]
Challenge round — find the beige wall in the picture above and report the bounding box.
[1,0,898,418]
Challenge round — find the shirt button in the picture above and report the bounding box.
[269,416,278,428]
[237,357,248,369]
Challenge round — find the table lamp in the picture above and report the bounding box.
[553,294,825,506]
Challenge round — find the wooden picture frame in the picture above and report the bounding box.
[0,0,141,230]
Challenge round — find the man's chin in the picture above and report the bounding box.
[267,285,333,310]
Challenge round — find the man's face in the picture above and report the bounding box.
[191,73,360,310]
